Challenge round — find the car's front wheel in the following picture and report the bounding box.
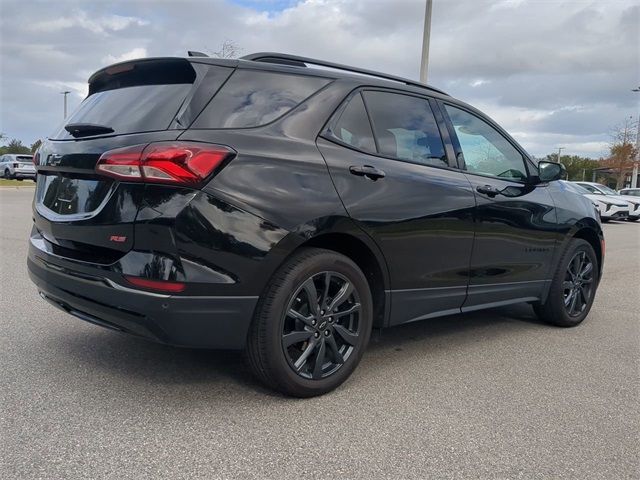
[533,239,599,327]
[246,248,372,397]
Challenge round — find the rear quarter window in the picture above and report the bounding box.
[192,69,331,129]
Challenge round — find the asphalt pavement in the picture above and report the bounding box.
[1,186,639,479]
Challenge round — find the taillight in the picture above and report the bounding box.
[96,142,235,186]
[13,163,18,168]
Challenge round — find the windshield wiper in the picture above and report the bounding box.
[64,123,114,138]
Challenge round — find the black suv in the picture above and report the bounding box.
[28,53,603,397]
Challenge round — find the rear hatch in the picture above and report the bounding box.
[14,155,35,171]
[33,58,233,263]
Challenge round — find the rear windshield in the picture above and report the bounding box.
[16,156,33,161]
[50,59,198,140]
[192,69,331,129]
[50,84,192,139]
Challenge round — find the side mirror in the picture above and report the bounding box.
[537,161,565,183]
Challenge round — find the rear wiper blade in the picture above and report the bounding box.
[64,123,114,138]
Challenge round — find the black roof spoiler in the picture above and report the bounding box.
[187,51,209,57]
[241,52,448,96]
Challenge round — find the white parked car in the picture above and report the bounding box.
[560,181,630,222]
[574,181,640,222]
[0,153,36,181]
[619,187,640,198]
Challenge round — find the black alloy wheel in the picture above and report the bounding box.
[563,250,594,317]
[533,238,599,327]
[246,248,372,397]
[282,271,361,380]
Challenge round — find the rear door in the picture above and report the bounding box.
[33,59,233,262]
[317,89,476,325]
[439,102,558,310]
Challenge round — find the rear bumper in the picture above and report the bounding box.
[27,251,257,349]
[13,171,36,179]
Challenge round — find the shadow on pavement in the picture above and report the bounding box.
[44,302,547,396]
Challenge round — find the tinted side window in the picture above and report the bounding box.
[326,93,376,153]
[363,91,447,167]
[193,70,331,129]
[444,104,527,181]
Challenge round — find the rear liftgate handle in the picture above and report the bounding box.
[349,165,386,181]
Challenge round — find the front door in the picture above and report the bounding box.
[317,89,476,325]
[440,102,558,310]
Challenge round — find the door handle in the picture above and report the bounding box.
[476,185,500,197]
[349,165,386,181]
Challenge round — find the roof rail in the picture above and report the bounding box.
[241,52,448,96]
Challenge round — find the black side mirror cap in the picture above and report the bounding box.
[537,161,566,183]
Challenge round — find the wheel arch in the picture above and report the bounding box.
[572,226,604,280]
[301,232,390,328]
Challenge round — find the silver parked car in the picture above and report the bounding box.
[574,181,640,222]
[0,154,36,181]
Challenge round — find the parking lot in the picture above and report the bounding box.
[1,186,638,479]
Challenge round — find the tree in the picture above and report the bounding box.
[601,116,638,188]
[210,39,242,59]
[0,138,31,155]
[30,139,42,153]
[550,154,601,181]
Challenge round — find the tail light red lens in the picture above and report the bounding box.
[124,276,186,293]
[96,142,235,186]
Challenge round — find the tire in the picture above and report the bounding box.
[533,239,599,327]
[3,169,10,179]
[246,248,373,397]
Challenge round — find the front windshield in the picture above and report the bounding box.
[597,184,618,195]
[562,181,591,194]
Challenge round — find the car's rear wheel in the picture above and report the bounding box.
[246,248,372,397]
[533,239,598,327]
[3,169,10,179]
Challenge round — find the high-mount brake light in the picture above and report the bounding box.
[96,142,235,186]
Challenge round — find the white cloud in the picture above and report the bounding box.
[470,79,490,88]
[29,10,148,34]
[32,80,88,99]
[1,0,638,157]
[102,48,148,65]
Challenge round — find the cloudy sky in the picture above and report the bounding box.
[0,0,638,158]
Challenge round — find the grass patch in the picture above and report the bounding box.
[0,179,36,187]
